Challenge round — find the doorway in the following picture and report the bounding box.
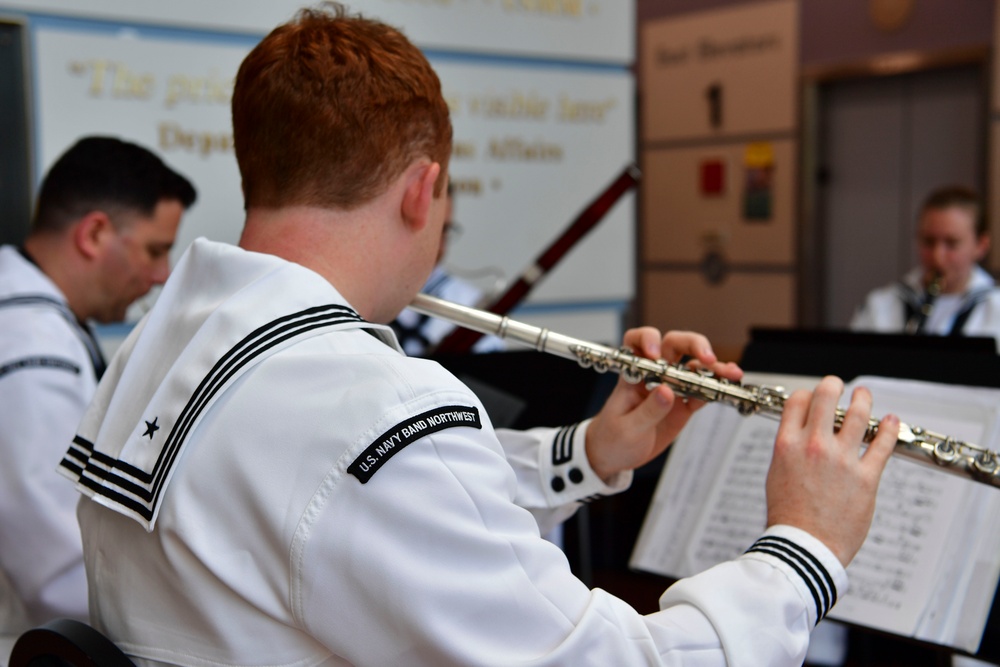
[811,63,987,328]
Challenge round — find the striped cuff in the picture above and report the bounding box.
[743,525,846,626]
[543,419,631,506]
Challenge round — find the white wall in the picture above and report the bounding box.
[1,0,636,342]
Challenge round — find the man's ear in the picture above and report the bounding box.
[72,211,114,260]
[976,233,991,262]
[400,161,442,232]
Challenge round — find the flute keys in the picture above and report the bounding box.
[614,347,644,384]
[932,439,960,466]
[621,367,643,384]
[973,452,999,476]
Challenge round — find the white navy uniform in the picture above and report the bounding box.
[851,266,1000,350]
[61,238,846,667]
[0,245,101,636]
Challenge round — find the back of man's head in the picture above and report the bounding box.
[232,2,452,212]
[32,136,197,235]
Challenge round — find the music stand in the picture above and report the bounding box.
[427,349,615,431]
[741,328,1000,387]
[741,327,1000,664]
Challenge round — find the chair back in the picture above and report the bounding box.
[8,619,134,667]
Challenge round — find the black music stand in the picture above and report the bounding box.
[427,349,616,431]
[741,327,1000,665]
[741,328,1000,387]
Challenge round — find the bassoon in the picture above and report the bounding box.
[433,164,640,354]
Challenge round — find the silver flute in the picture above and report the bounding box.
[410,292,1000,489]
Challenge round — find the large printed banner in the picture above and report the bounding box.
[5,0,633,64]
[32,23,634,317]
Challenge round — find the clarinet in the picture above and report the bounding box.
[410,292,1000,489]
[904,272,943,334]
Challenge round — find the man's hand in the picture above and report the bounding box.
[765,376,899,566]
[585,327,742,481]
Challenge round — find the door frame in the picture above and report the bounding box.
[797,45,990,327]
[0,16,33,247]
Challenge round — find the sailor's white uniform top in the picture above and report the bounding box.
[851,266,1000,350]
[0,245,99,636]
[60,238,845,667]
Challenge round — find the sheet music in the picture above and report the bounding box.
[684,419,770,570]
[630,404,746,575]
[835,455,964,634]
[631,374,1000,654]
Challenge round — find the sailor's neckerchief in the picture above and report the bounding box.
[57,238,399,531]
[893,266,998,336]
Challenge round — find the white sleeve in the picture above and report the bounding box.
[660,525,848,667]
[496,419,632,536]
[0,342,91,627]
[849,291,877,330]
[297,397,844,667]
[850,286,905,332]
[960,290,1000,351]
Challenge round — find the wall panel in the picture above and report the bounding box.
[639,0,798,355]
[642,271,795,361]
[642,140,796,265]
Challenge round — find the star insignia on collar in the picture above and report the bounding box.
[143,417,160,440]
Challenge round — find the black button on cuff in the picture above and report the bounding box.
[550,476,565,492]
[568,467,584,484]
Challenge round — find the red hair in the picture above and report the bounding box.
[232,3,452,209]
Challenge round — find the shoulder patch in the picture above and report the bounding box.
[348,405,482,484]
[0,356,81,379]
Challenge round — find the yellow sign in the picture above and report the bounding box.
[743,142,774,168]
